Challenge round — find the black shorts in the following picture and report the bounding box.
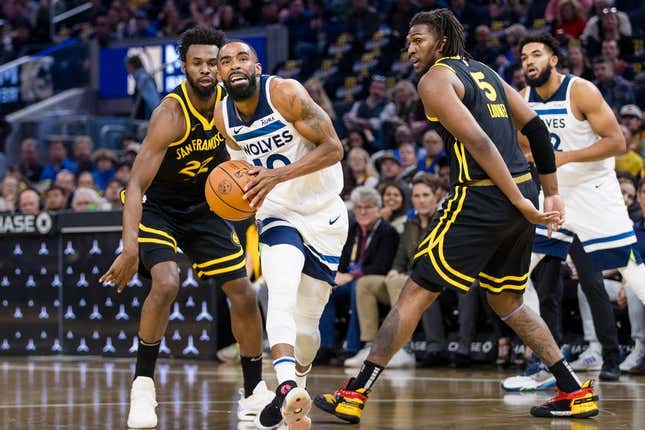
[137,201,246,283]
[410,178,538,295]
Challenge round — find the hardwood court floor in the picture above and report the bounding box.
[0,357,642,429]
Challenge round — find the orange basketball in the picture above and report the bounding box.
[205,160,256,221]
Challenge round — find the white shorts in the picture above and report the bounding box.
[534,174,639,271]
[257,196,349,285]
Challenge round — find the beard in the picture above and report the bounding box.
[223,72,258,101]
[524,65,552,88]
[186,74,217,99]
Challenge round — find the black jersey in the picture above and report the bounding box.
[145,81,228,212]
[426,57,529,187]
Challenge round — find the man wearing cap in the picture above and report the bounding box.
[620,104,644,157]
[376,150,402,182]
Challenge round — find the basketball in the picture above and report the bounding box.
[205,160,256,221]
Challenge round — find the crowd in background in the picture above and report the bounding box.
[2,0,645,369]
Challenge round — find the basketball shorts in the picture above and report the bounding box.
[533,175,641,271]
[257,196,349,285]
[137,201,246,283]
[410,178,538,295]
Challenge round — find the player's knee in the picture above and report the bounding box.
[150,274,180,305]
[223,278,257,311]
[295,321,320,366]
[487,291,523,317]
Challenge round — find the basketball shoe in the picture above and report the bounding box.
[127,376,158,428]
[313,378,370,424]
[530,380,599,418]
[237,380,275,422]
[501,358,556,391]
[255,380,312,430]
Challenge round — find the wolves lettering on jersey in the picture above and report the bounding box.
[222,74,343,215]
[525,74,614,187]
[145,82,228,208]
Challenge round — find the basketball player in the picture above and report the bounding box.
[315,9,598,422]
[213,40,348,429]
[502,33,645,388]
[99,27,271,428]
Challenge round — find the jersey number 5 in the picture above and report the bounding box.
[179,156,214,177]
[470,72,498,102]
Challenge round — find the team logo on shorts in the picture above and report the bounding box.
[218,180,232,195]
[231,232,241,245]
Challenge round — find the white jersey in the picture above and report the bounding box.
[528,74,637,271]
[222,74,347,284]
[525,74,615,187]
[222,74,343,216]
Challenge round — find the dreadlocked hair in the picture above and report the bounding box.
[410,9,469,59]
[178,26,225,62]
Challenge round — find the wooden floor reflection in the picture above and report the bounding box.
[1,357,642,429]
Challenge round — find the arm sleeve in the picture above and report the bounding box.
[521,115,556,174]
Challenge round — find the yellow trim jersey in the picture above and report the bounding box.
[427,57,529,187]
[145,82,228,211]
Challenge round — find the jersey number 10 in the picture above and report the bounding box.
[252,154,292,169]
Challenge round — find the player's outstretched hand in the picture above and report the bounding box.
[514,197,563,237]
[542,194,565,238]
[243,166,283,209]
[99,250,138,293]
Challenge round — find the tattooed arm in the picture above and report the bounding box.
[242,77,344,207]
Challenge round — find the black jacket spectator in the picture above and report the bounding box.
[338,218,400,277]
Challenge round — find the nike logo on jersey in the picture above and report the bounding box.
[329,215,340,225]
[233,127,243,134]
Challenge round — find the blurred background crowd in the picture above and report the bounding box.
[1,0,645,371]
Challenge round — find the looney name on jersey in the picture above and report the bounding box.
[242,130,294,156]
[176,135,224,160]
[487,103,508,118]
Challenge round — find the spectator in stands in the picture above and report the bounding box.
[122,142,141,166]
[553,0,587,39]
[499,24,527,83]
[114,162,132,185]
[0,173,20,213]
[91,149,117,191]
[621,104,644,156]
[17,138,43,184]
[602,39,633,80]
[92,14,114,48]
[44,185,68,212]
[379,181,410,234]
[77,171,97,191]
[615,126,643,177]
[583,2,633,58]
[470,25,498,69]
[388,80,425,136]
[215,4,243,30]
[510,64,527,91]
[305,77,336,121]
[282,0,318,61]
[73,136,95,174]
[343,129,373,152]
[125,54,161,120]
[55,169,75,196]
[619,176,637,207]
[593,57,635,114]
[104,178,124,210]
[318,186,399,363]
[449,0,483,36]
[566,40,594,81]
[343,75,395,151]
[417,129,446,175]
[71,187,106,212]
[342,148,379,203]
[258,0,280,26]
[40,138,77,182]
[348,175,441,368]
[398,141,420,184]
[157,0,183,37]
[132,9,158,38]
[545,0,592,22]
[345,0,380,43]
[375,150,402,182]
[17,188,40,215]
